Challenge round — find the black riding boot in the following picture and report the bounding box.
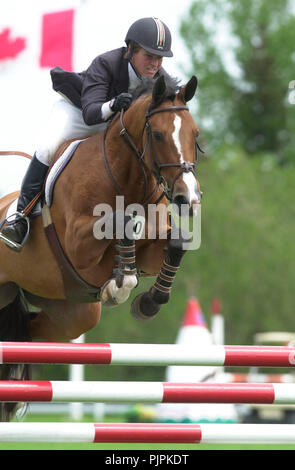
[0,154,49,251]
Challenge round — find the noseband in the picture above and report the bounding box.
[103,103,201,205]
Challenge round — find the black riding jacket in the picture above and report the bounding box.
[50,47,169,126]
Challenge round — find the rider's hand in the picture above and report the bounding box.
[110,93,133,113]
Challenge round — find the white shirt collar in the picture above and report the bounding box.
[128,62,142,92]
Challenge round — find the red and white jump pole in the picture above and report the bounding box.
[1,341,295,367]
[0,422,294,443]
[1,380,295,405]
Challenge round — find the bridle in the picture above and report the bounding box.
[145,105,202,201]
[102,103,203,205]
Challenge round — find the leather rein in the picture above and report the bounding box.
[102,104,201,206]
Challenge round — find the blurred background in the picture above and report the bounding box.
[1,0,295,393]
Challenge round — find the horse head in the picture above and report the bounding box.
[145,75,202,216]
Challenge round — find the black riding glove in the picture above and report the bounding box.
[110,93,133,113]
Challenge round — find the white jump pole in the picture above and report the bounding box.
[69,334,85,420]
[0,422,295,444]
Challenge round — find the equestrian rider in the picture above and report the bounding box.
[1,17,173,251]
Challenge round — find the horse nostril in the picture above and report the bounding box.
[173,195,188,206]
[172,195,190,216]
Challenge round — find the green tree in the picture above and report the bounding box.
[180,0,295,164]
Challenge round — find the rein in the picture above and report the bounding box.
[102,103,200,205]
[0,151,32,159]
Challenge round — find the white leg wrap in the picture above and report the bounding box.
[101,275,138,305]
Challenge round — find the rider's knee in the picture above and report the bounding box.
[35,145,58,166]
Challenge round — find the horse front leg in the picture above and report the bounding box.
[131,227,188,320]
[101,237,138,306]
[100,213,141,306]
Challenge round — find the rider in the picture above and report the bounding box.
[1,17,173,251]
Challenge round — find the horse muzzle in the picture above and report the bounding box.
[172,174,202,217]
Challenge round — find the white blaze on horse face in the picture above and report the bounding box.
[172,115,183,156]
[172,115,200,213]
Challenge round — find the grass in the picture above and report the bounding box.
[1,442,294,451]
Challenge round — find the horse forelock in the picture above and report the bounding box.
[131,75,181,108]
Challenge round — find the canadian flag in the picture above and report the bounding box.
[0,8,74,71]
[39,9,74,71]
[0,28,26,61]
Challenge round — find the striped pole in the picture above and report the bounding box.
[1,381,295,404]
[1,342,295,367]
[0,422,295,443]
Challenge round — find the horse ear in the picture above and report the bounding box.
[179,75,198,103]
[152,75,167,105]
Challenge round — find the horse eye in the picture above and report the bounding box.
[152,131,163,142]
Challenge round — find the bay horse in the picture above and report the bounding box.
[0,75,202,420]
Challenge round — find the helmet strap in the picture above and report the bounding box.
[127,43,142,79]
[126,41,134,61]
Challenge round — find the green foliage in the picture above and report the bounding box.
[194,149,295,343]
[180,0,295,164]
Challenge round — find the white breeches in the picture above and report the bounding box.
[35,97,107,166]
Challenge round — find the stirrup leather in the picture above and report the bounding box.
[0,211,30,253]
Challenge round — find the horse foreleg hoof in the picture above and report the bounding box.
[101,274,137,307]
[100,280,120,307]
[131,292,161,321]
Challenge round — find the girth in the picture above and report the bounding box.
[42,203,101,303]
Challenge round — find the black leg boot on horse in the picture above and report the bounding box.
[131,226,190,320]
[0,154,49,252]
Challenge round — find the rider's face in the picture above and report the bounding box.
[130,48,163,78]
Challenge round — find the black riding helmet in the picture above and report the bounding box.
[125,17,173,58]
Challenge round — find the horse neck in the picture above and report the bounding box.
[105,98,153,201]
[109,98,149,150]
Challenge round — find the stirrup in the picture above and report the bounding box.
[0,211,30,253]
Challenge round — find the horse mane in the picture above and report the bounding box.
[131,75,181,108]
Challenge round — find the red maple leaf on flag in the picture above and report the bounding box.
[0,28,26,61]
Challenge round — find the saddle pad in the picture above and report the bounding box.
[45,138,85,207]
